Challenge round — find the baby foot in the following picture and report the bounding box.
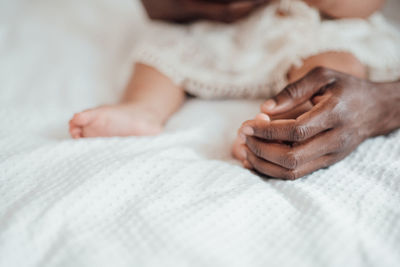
[232,113,270,166]
[69,103,163,138]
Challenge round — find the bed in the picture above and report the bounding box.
[0,0,399,266]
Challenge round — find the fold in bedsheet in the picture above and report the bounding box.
[0,1,399,267]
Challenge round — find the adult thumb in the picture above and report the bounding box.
[261,67,337,115]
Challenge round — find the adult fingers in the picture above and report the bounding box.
[245,128,345,169]
[246,148,338,180]
[241,96,340,142]
[261,67,338,115]
[265,101,313,120]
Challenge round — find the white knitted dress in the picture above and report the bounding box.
[133,0,400,99]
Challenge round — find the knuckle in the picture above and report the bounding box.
[284,170,298,180]
[330,97,347,122]
[250,142,263,158]
[321,158,333,169]
[283,152,300,169]
[290,124,308,141]
[330,95,341,106]
[261,127,274,140]
[322,99,345,128]
[285,82,302,100]
[311,66,332,78]
[337,134,347,148]
[335,133,350,152]
[311,66,325,75]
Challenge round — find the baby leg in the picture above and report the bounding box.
[287,51,367,83]
[69,63,185,138]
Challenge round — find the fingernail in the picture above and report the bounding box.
[243,160,252,169]
[255,113,271,122]
[239,133,246,143]
[242,126,254,136]
[239,147,247,160]
[262,99,276,111]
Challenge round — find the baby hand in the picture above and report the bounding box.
[232,113,270,165]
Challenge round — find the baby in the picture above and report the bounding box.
[69,0,400,151]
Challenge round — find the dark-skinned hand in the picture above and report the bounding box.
[237,67,400,180]
[140,0,270,23]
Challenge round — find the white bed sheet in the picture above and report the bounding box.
[0,0,399,267]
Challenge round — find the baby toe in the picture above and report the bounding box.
[70,126,83,139]
[72,111,95,126]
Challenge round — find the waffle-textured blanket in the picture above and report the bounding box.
[0,0,399,266]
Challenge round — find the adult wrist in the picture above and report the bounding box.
[370,81,400,137]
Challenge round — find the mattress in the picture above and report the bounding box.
[0,0,399,267]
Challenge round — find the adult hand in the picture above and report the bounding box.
[140,0,269,23]
[239,67,400,180]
